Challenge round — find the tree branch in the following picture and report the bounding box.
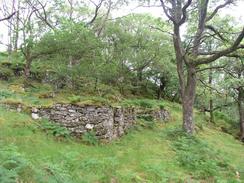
[198,78,223,95]
[0,11,16,22]
[160,0,175,24]
[206,0,234,22]
[178,0,192,25]
[87,0,104,25]
[205,25,228,42]
[149,25,173,36]
[196,64,227,72]
[196,26,244,65]
[192,0,209,54]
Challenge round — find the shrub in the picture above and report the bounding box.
[0,144,34,183]
[0,67,14,80]
[10,61,25,76]
[122,99,155,108]
[138,100,154,108]
[35,163,73,183]
[214,111,235,124]
[68,95,81,103]
[82,131,99,145]
[142,163,179,182]
[79,157,119,181]
[137,115,155,129]
[164,127,235,180]
[38,92,55,99]
[39,119,70,138]
[0,90,13,100]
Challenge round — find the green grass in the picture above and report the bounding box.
[0,80,243,182]
[0,105,243,182]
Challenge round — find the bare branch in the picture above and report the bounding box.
[198,78,223,95]
[178,0,192,25]
[206,0,234,22]
[205,25,228,42]
[0,11,16,22]
[149,25,173,36]
[204,103,234,112]
[192,0,209,54]
[87,0,105,25]
[27,0,54,30]
[196,64,227,72]
[160,0,175,24]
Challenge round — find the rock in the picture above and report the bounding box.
[17,107,22,112]
[85,123,94,130]
[32,108,38,113]
[32,113,39,120]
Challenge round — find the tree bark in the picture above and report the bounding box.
[23,47,32,78]
[182,65,197,133]
[208,66,214,123]
[237,87,244,141]
[172,22,197,133]
[14,1,20,51]
[157,76,166,100]
[24,58,31,78]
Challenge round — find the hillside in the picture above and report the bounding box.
[0,79,243,183]
[0,0,244,181]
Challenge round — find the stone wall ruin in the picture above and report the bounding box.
[34,104,170,140]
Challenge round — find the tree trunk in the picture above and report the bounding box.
[157,85,163,100]
[182,100,195,133]
[209,99,214,123]
[208,67,214,123]
[24,48,32,78]
[7,18,13,61]
[182,65,197,134]
[14,6,20,51]
[172,25,197,134]
[237,87,244,141]
[24,58,31,78]
[157,77,166,100]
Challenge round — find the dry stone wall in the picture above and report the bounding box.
[37,104,136,140]
[32,104,170,140]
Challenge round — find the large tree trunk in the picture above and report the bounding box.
[172,25,197,133]
[182,65,197,134]
[237,87,244,141]
[182,100,194,133]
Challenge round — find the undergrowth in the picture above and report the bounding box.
[163,127,238,182]
[39,119,71,139]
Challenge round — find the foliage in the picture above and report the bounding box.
[68,95,81,103]
[0,144,34,183]
[0,99,243,182]
[136,117,155,129]
[164,127,236,180]
[0,90,14,100]
[82,131,99,145]
[39,119,70,138]
[0,67,14,80]
[121,99,159,109]
[0,0,243,181]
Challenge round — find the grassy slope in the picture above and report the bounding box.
[0,80,243,183]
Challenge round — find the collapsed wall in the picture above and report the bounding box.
[34,104,169,140]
